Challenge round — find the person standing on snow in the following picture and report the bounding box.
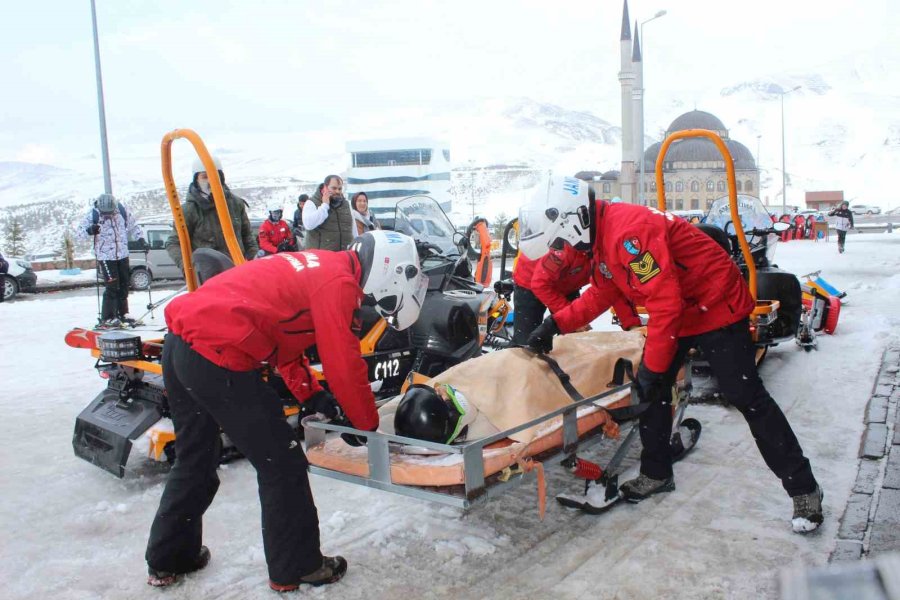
[76,193,146,327]
[518,175,823,533]
[302,175,354,251]
[511,243,641,345]
[165,156,258,268]
[292,193,309,244]
[350,191,380,238]
[145,230,428,591]
[828,201,854,253]
[258,200,297,256]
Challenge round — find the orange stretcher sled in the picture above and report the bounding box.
[301,357,644,518]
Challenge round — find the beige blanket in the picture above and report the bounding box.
[380,331,644,443]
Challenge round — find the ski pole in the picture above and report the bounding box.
[136,284,186,323]
[142,247,154,318]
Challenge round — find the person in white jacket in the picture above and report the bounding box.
[828,201,855,253]
[76,194,145,326]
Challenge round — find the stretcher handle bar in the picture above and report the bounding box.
[302,416,466,454]
[655,129,757,301]
[460,382,633,451]
[161,129,245,292]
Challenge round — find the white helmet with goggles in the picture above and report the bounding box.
[518,174,593,260]
[353,230,428,330]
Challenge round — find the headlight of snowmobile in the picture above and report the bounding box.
[99,331,143,362]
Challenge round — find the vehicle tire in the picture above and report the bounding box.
[130,267,151,291]
[465,217,489,260]
[867,210,874,215]
[502,218,519,257]
[2,275,18,301]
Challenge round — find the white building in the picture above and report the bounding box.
[344,138,452,216]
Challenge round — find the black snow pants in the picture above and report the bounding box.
[837,229,848,251]
[512,285,547,346]
[146,334,323,585]
[98,257,130,321]
[639,318,818,498]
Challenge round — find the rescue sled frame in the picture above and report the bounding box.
[302,382,637,510]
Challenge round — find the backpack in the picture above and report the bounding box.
[92,203,128,226]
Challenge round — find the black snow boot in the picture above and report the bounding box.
[269,556,348,592]
[791,485,824,533]
[147,545,211,587]
[620,473,675,503]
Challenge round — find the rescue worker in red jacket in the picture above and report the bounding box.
[518,175,823,533]
[145,230,428,591]
[511,244,641,344]
[258,200,298,255]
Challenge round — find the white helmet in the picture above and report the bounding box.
[353,230,428,330]
[267,200,284,221]
[518,175,593,260]
[191,155,223,177]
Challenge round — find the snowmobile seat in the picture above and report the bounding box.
[192,248,235,286]
[693,223,732,255]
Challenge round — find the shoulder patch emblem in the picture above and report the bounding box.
[623,237,641,255]
[628,251,661,284]
[598,262,613,279]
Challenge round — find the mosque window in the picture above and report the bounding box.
[736,180,743,191]
[690,181,699,192]
[745,180,753,192]
[706,180,714,192]
[676,181,684,192]
[603,182,611,193]
[717,180,726,192]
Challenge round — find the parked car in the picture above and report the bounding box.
[884,206,900,216]
[851,204,882,215]
[127,223,183,290]
[2,256,38,301]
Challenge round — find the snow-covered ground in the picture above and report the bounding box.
[1,234,898,600]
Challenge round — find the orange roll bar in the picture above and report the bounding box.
[161,129,245,292]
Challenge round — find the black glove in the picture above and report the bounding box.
[526,316,560,354]
[86,224,101,235]
[277,240,295,253]
[636,361,669,403]
[307,389,343,420]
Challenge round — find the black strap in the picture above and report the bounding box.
[534,352,649,423]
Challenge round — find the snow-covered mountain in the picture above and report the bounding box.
[2,56,899,257]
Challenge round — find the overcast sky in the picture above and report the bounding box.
[1,0,896,168]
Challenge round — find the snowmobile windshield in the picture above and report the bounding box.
[394,196,459,257]
[705,194,774,235]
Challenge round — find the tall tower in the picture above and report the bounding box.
[617,0,636,203]
[632,22,644,203]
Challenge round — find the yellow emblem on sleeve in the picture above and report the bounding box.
[628,251,661,284]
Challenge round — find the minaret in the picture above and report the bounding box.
[617,0,635,203]
[632,22,644,203]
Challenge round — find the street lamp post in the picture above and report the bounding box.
[779,85,801,214]
[90,0,113,194]
[638,9,667,206]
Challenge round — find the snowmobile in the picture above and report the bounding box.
[653,129,842,399]
[68,130,503,477]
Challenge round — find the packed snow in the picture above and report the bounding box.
[1,233,898,599]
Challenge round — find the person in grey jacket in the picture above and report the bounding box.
[165,156,258,269]
[828,201,855,253]
[77,193,145,326]
[302,175,354,251]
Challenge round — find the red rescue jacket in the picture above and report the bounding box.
[529,245,591,313]
[554,202,754,373]
[165,250,377,430]
[259,219,297,254]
